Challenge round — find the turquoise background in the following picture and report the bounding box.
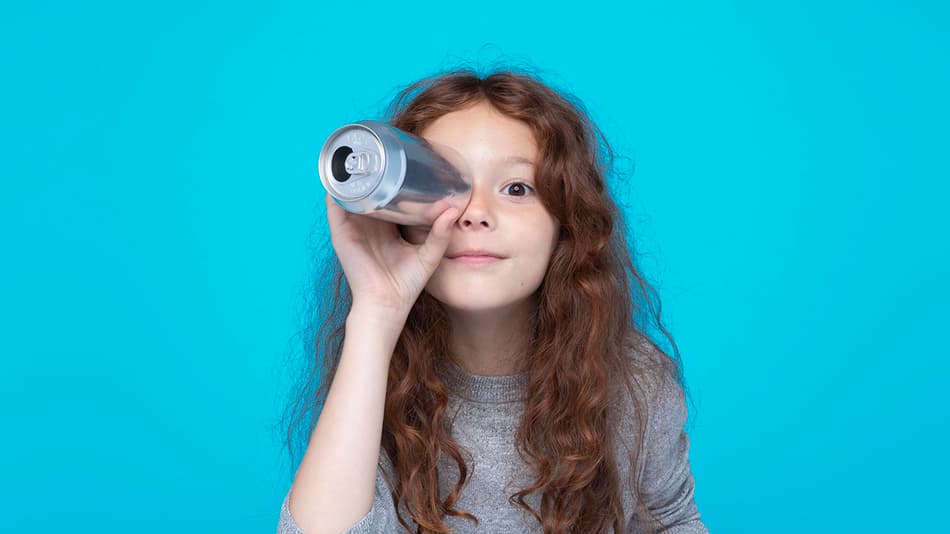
[2,1,947,532]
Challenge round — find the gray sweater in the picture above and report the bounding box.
[278,356,708,533]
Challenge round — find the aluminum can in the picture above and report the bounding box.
[318,120,472,226]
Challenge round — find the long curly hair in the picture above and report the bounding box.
[278,67,693,534]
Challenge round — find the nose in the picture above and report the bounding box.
[457,182,492,230]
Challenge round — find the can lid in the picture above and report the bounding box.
[318,124,386,201]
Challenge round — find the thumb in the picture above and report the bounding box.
[417,207,459,270]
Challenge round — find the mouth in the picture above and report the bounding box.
[448,254,505,266]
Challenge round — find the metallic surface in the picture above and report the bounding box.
[318,120,472,226]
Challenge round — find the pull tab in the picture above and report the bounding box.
[344,151,380,176]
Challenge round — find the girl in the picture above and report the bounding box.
[277,68,708,534]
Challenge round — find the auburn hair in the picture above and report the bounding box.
[278,67,693,534]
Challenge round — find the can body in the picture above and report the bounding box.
[318,120,472,226]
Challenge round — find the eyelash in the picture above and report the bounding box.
[502,181,534,196]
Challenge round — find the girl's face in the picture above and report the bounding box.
[403,100,560,313]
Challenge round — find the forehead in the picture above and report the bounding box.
[419,100,538,164]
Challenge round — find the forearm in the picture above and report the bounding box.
[287,307,404,534]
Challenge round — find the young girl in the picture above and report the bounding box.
[278,68,708,534]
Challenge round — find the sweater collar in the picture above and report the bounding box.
[436,357,529,403]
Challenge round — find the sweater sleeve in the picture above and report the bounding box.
[276,453,401,534]
[634,375,709,534]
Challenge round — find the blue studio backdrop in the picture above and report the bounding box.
[2,1,947,532]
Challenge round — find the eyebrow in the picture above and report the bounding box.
[501,155,535,166]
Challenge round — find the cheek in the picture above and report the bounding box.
[536,217,560,260]
[421,265,452,302]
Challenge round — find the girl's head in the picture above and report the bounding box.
[395,73,610,318]
[282,67,688,534]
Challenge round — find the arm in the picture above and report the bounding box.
[280,308,404,534]
[635,376,709,534]
[277,194,457,533]
[277,193,457,532]
[277,446,400,534]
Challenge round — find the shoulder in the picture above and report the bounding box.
[623,334,684,409]
[611,334,688,443]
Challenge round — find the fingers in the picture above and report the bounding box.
[420,199,450,222]
[417,207,459,269]
[325,192,346,229]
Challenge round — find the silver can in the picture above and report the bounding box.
[318,120,472,226]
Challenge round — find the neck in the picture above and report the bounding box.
[444,298,536,376]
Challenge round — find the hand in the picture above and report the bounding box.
[325,193,459,318]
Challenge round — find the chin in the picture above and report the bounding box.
[425,287,538,314]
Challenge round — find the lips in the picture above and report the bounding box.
[450,255,504,266]
[446,249,507,260]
